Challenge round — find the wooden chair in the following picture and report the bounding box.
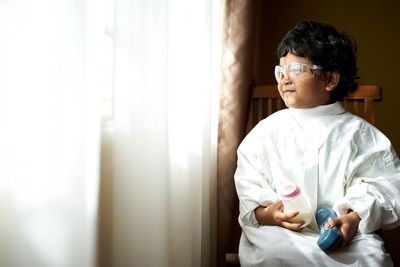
[222,84,400,266]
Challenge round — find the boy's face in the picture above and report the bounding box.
[278,53,332,109]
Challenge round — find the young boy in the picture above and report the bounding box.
[235,21,400,266]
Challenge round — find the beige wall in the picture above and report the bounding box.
[254,0,400,152]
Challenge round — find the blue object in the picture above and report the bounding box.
[316,207,342,252]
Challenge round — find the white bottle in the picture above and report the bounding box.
[279,183,312,228]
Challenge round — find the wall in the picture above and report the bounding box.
[254,0,400,152]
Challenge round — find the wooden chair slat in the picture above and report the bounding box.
[364,98,374,125]
[267,98,272,116]
[277,98,283,110]
[257,99,263,122]
[353,101,359,115]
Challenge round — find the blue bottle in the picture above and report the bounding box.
[316,207,342,252]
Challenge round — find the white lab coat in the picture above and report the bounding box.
[235,102,399,266]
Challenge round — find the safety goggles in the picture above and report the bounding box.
[275,62,322,83]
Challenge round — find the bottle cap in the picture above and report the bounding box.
[279,183,300,200]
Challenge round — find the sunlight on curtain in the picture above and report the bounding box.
[168,1,219,266]
[0,1,101,267]
[99,0,220,266]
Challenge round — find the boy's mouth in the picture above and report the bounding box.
[283,89,295,95]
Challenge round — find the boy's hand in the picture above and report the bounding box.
[327,210,361,250]
[255,201,305,231]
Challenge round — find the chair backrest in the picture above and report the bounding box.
[342,85,382,125]
[224,84,383,266]
[246,84,382,133]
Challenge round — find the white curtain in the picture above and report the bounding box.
[0,1,101,267]
[0,0,219,266]
[99,0,220,266]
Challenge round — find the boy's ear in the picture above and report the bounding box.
[324,72,340,92]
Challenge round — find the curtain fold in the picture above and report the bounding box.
[98,0,220,266]
[217,0,257,265]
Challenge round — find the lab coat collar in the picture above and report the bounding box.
[289,101,346,117]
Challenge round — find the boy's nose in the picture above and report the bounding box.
[283,79,293,86]
[280,72,292,85]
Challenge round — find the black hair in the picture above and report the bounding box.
[277,20,359,101]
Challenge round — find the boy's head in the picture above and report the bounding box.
[276,21,358,105]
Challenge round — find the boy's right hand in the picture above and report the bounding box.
[255,200,305,231]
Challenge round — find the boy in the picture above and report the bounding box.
[235,21,400,266]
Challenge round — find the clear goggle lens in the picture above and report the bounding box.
[275,62,322,83]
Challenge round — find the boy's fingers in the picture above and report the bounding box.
[278,210,299,221]
[276,200,284,210]
[327,217,340,228]
[269,201,282,212]
[281,221,304,231]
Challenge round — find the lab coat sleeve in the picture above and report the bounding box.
[333,123,400,234]
[234,121,279,227]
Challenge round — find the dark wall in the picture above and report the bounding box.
[254,0,400,152]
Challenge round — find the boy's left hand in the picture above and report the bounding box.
[327,210,361,250]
